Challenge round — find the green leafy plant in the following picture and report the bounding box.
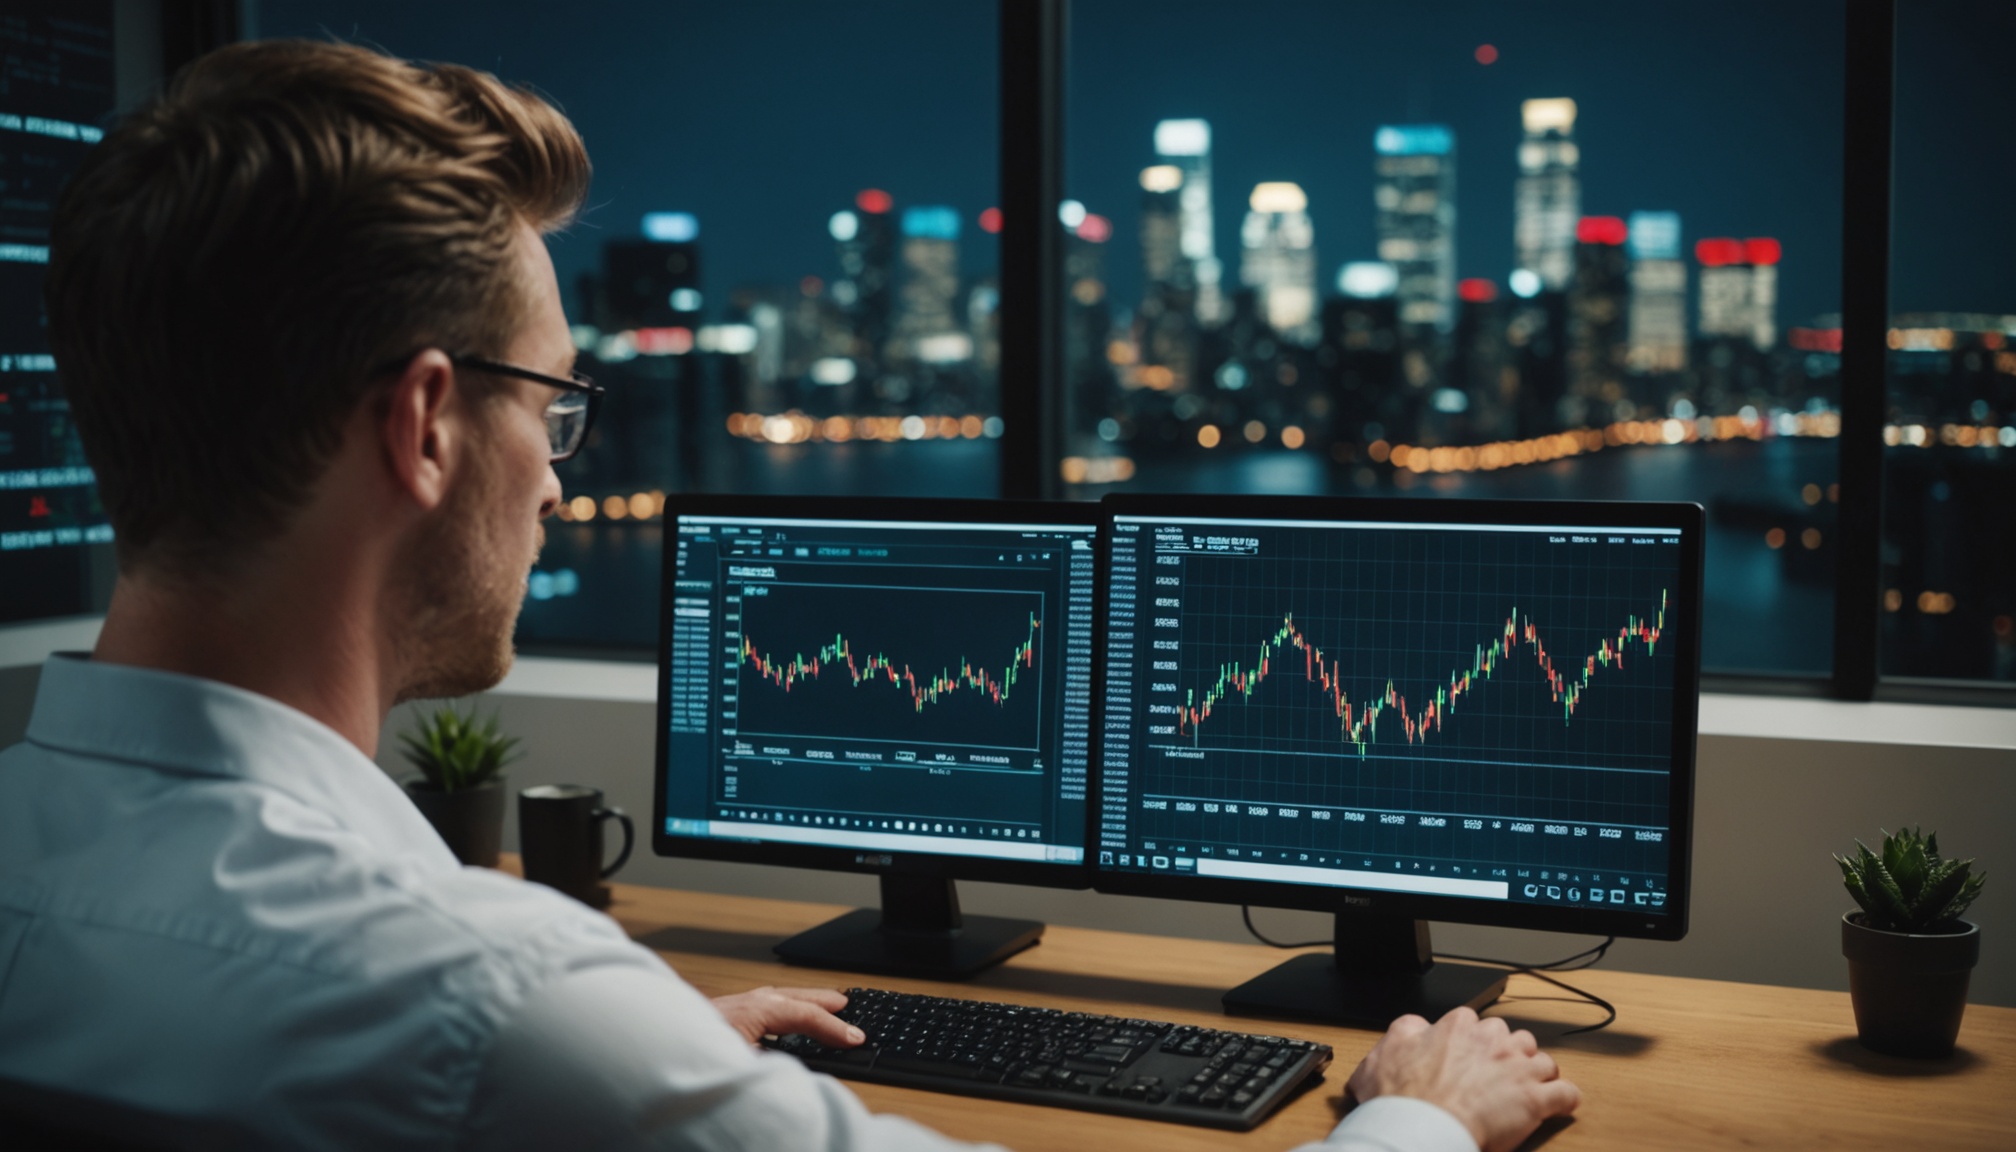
[400,703,520,793]
[1835,827,1986,934]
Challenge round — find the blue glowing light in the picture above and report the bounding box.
[901,206,961,240]
[1374,124,1453,156]
[642,212,699,242]
[1628,211,1682,261]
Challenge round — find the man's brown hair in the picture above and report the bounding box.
[46,39,590,573]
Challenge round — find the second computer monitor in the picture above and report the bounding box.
[1094,495,1703,1024]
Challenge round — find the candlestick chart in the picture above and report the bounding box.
[734,580,1047,752]
[1178,593,1668,755]
[1141,525,1683,790]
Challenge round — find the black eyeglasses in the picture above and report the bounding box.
[449,355,604,463]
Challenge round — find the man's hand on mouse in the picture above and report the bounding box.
[1347,1007,1582,1152]
[713,986,865,1049]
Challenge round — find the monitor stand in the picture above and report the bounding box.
[1223,913,1507,1029]
[773,874,1043,979]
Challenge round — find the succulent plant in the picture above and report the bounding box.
[400,703,520,793]
[1836,827,1985,934]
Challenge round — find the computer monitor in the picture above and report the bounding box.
[1093,494,1702,1026]
[654,495,1100,977]
[2,2,231,629]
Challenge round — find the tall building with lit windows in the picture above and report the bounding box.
[1745,238,1780,351]
[1153,118,1225,325]
[1696,237,1780,351]
[1514,98,1581,291]
[1626,211,1689,374]
[1065,212,1118,428]
[1373,123,1457,340]
[1136,163,1198,392]
[893,205,967,365]
[831,189,897,369]
[1239,182,1317,344]
[1320,262,1404,442]
[1566,216,1630,422]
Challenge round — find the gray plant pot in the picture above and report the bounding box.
[405,779,507,868]
[1840,911,1978,1058]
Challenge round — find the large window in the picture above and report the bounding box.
[1061,0,1846,679]
[1883,0,2015,683]
[5,2,2005,698]
[257,0,1004,650]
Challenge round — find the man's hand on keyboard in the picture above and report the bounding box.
[712,986,867,1049]
[1345,1007,1581,1152]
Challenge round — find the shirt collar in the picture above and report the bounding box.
[25,653,454,866]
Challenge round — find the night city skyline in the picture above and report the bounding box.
[255,0,2016,328]
[3,1,2007,680]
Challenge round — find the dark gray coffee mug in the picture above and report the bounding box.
[519,784,634,908]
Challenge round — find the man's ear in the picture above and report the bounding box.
[381,350,459,511]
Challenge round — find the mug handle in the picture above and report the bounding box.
[594,806,634,878]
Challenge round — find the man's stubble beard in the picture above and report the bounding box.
[391,444,544,705]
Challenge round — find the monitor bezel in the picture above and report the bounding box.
[651,493,1101,892]
[1088,493,1703,941]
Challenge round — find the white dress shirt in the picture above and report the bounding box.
[0,655,1472,1152]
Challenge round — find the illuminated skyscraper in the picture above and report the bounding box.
[1320,263,1403,446]
[1514,98,1581,291]
[1373,124,1457,339]
[602,213,702,331]
[1745,238,1780,351]
[1625,211,1688,374]
[831,189,897,370]
[1239,182,1317,344]
[1566,216,1629,422]
[1450,278,1513,438]
[1137,163,1197,391]
[1696,237,1779,351]
[1153,118,1225,325]
[1065,211,1117,428]
[894,205,968,365]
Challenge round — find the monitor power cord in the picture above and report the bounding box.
[1239,906,1618,1034]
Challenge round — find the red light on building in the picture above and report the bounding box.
[634,327,694,356]
[1789,328,1842,353]
[978,206,1003,234]
[855,188,893,214]
[1576,216,1628,245]
[1695,238,1746,266]
[1458,278,1498,303]
[1076,213,1112,244]
[1744,237,1782,265]
[1475,44,1498,65]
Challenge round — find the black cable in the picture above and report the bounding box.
[1237,908,1617,1034]
[1240,905,1328,949]
[1439,936,1615,973]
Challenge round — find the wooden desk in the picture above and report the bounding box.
[601,879,2012,1151]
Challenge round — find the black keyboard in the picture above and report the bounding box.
[764,987,1333,1130]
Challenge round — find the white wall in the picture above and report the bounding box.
[6,636,2012,1010]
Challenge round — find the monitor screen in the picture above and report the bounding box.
[1095,498,1700,938]
[657,500,1098,877]
[2,0,123,625]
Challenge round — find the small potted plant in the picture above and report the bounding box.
[1836,827,1986,1057]
[400,703,520,868]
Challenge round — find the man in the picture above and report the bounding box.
[0,39,1577,1151]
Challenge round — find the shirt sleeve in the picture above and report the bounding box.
[1290,1096,1480,1152]
[464,961,1006,1152]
